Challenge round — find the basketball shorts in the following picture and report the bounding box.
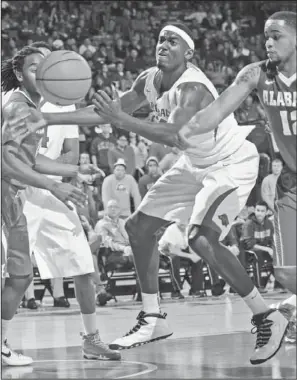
[274,167,296,267]
[1,180,32,277]
[139,140,259,241]
[23,186,94,279]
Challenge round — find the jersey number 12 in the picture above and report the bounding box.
[280,110,296,136]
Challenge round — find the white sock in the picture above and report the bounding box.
[2,319,11,343]
[81,312,97,335]
[284,295,296,307]
[242,287,269,315]
[51,278,64,298]
[142,293,160,314]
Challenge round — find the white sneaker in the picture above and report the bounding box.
[270,300,296,344]
[2,340,33,366]
[109,311,173,350]
[250,309,289,365]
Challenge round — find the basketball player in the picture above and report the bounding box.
[1,46,120,365]
[179,10,297,343]
[8,23,289,364]
[23,41,119,360]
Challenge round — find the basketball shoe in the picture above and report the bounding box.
[109,311,173,350]
[250,308,289,365]
[81,330,121,360]
[2,339,33,366]
[270,300,296,344]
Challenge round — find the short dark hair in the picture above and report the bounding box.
[268,11,296,31]
[272,158,283,165]
[30,41,52,51]
[255,200,269,209]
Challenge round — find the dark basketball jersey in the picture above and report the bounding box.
[257,66,296,173]
[2,91,43,190]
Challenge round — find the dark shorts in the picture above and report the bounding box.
[274,168,296,267]
[1,180,31,276]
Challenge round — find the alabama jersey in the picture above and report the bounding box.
[144,63,254,166]
[257,68,296,173]
[2,91,43,190]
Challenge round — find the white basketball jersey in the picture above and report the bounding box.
[144,63,254,166]
[40,102,79,181]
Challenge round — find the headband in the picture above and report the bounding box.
[160,25,195,50]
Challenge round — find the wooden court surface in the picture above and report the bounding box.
[2,292,296,379]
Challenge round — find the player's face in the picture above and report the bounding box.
[255,205,267,222]
[18,53,44,95]
[156,31,190,72]
[264,20,296,65]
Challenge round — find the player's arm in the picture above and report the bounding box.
[34,154,79,177]
[42,70,149,126]
[92,82,215,147]
[182,62,262,136]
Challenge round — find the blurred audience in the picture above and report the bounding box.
[138,157,161,199]
[261,158,283,213]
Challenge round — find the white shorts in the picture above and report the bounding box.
[139,140,259,241]
[22,187,94,279]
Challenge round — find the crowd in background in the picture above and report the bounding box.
[2,0,295,306]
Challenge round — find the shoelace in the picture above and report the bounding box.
[124,311,149,337]
[251,314,273,349]
[82,331,110,350]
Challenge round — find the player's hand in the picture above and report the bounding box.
[6,106,47,140]
[123,246,133,257]
[79,164,105,177]
[92,85,122,123]
[50,182,87,210]
[176,122,198,150]
[2,103,32,145]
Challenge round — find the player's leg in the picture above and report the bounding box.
[272,178,296,343]
[110,156,197,350]
[187,141,288,365]
[1,213,33,366]
[29,191,120,360]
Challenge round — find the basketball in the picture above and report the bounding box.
[36,50,92,106]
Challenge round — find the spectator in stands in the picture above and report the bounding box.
[148,142,171,163]
[90,124,116,176]
[241,201,274,285]
[114,38,127,62]
[79,37,96,56]
[159,147,182,173]
[138,157,161,199]
[94,199,134,269]
[261,158,283,213]
[102,159,141,219]
[221,15,238,32]
[108,134,136,175]
[128,132,148,180]
[124,48,146,73]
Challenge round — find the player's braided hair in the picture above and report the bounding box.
[1,46,42,93]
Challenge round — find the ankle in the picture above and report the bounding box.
[142,293,160,314]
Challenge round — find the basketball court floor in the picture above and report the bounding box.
[2,291,296,379]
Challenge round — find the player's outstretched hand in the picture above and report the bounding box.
[92,85,122,124]
[5,105,47,143]
[2,103,32,145]
[50,182,87,210]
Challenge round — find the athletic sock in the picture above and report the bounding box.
[142,293,160,314]
[2,319,11,344]
[81,312,97,335]
[242,287,269,315]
